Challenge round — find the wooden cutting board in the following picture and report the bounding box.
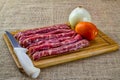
[3,29,119,72]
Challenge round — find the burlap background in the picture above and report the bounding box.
[0,0,120,80]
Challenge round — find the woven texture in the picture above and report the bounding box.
[0,0,120,80]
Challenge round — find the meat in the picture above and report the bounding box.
[46,29,72,34]
[18,29,73,46]
[14,24,90,61]
[19,29,72,41]
[32,39,89,60]
[20,31,76,47]
[26,36,71,49]
[14,24,70,40]
[28,34,82,55]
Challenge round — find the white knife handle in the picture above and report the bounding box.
[14,47,40,78]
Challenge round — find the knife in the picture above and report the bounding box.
[5,31,40,78]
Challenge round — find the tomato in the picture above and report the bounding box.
[75,22,98,40]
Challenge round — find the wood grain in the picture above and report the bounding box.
[3,29,119,72]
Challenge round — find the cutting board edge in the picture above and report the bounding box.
[34,44,119,68]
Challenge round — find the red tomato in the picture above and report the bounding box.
[75,22,98,40]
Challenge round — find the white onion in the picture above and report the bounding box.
[69,6,92,29]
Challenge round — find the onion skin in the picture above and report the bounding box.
[69,6,92,29]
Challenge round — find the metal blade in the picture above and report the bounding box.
[5,31,21,48]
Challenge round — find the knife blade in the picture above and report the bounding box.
[5,31,40,78]
[5,31,21,47]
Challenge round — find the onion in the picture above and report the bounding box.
[69,6,92,29]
